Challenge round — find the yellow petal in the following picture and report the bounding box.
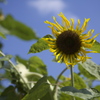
[43,38,56,42]
[50,48,56,53]
[81,48,97,53]
[53,16,63,30]
[49,26,60,37]
[55,53,61,60]
[81,18,90,32]
[83,33,100,42]
[44,20,62,31]
[83,39,95,48]
[70,18,74,29]
[76,19,81,30]
[48,44,56,48]
[58,12,70,27]
[80,29,94,39]
[63,55,75,66]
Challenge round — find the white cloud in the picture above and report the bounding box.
[28,0,79,23]
[28,0,66,14]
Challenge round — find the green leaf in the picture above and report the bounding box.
[0,86,20,100]
[0,15,38,40]
[40,91,53,100]
[48,76,56,85]
[60,73,86,89]
[90,41,100,53]
[74,73,87,89]
[15,56,28,67]
[95,85,100,92]
[59,92,83,100]
[78,63,96,79]
[78,59,100,80]
[28,34,53,53]
[28,56,47,75]
[0,32,6,39]
[61,86,100,100]
[22,76,50,100]
[92,87,100,100]
[0,55,12,61]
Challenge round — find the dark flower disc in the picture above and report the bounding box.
[56,30,82,55]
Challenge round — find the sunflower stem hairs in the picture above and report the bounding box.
[43,12,99,66]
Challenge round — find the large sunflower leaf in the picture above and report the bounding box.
[0,15,38,40]
[90,41,100,53]
[28,34,53,53]
[78,63,96,79]
[59,92,83,100]
[60,86,100,100]
[22,76,50,100]
[78,59,100,80]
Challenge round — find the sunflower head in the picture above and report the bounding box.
[43,12,98,66]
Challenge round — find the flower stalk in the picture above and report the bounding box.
[70,65,74,87]
[53,67,68,100]
[70,65,75,100]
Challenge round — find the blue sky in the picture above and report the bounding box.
[0,0,100,86]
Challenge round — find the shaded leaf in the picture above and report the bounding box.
[78,59,100,80]
[40,76,54,100]
[95,85,100,92]
[40,91,53,100]
[0,86,20,100]
[61,86,100,100]
[28,56,47,75]
[28,34,53,53]
[22,76,50,100]
[91,88,100,100]
[0,15,38,40]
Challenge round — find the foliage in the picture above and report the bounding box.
[0,15,38,40]
[28,34,53,53]
[89,41,100,53]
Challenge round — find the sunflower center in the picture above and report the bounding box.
[56,30,81,55]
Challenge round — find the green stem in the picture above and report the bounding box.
[70,65,75,100]
[70,65,74,87]
[53,67,68,100]
[0,51,30,92]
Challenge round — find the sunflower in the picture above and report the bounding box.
[43,12,98,66]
